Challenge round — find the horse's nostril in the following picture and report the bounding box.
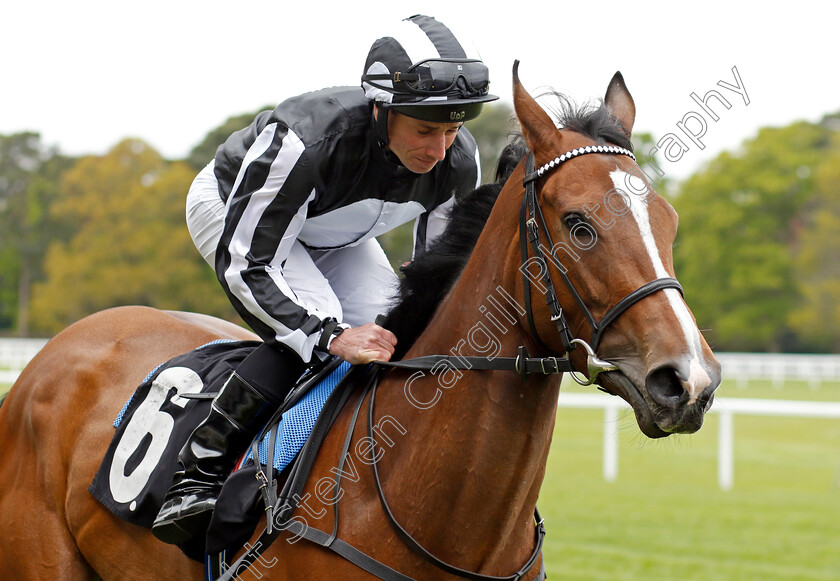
[646,366,686,408]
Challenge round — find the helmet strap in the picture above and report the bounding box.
[372,104,406,167]
[373,104,390,148]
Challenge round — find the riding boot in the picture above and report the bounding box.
[151,371,273,545]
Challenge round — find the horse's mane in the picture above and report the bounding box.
[381,94,632,358]
[382,137,528,358]
[541,92,634,151]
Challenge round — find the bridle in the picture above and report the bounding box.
[520,144,684,385]
[378,143,685,387]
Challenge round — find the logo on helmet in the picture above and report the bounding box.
[450,110,466,121]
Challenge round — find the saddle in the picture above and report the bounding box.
[89,340,356,562]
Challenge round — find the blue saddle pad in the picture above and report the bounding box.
[205,358,354,558]
[245,360,351,473]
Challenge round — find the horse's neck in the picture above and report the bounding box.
[373,228,560,569]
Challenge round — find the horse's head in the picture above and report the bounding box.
[511,62,721,438]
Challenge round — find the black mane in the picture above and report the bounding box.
[382,137,527,358]
[542,92,634,151]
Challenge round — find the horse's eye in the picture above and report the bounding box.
[563,213,586,229]
[563,212,597,248]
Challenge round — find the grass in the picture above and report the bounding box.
[2,377,838,579]
[540,378,840,580]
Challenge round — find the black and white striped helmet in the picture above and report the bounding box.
[362,15,498,125]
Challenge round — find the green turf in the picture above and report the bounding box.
[540,379,840,580]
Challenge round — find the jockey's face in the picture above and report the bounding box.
[383,110,462,174]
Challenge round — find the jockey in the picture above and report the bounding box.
[152,14,497,544]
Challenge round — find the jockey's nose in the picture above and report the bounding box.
[427,134,447,161]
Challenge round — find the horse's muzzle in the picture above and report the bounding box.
[598,366,720,438]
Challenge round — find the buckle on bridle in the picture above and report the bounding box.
[526,218,539,244]
[567,338,620,386]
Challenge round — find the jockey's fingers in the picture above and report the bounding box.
[327,323,396,364]
[360,347,394,364]
[360,323,397,344]
[376,327,398,349]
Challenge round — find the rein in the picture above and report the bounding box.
[375,348,572,381]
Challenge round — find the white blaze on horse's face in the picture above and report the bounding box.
[609,169,713,403]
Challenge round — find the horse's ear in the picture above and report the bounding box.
[604,71,635,136]
[513,60,558,152]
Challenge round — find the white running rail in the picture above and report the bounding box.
[716,352,840,388]
[0,338,49,384]
[557,392,840,490]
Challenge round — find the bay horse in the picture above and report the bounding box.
[0,64,720,580]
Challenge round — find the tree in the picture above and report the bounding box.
[633,131,673,199]
[788,132,840,351]
[0,133,73,335]
[29,139,237,333]
[672,121,832,352]
[466,102,518,183]
[186,109,270,171]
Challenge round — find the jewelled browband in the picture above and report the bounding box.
[531,145,636,180]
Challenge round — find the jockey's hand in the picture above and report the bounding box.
[328,323,397,365]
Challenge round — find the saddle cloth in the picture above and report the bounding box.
[89,339,351,561]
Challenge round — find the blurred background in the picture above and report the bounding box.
[1,1,837,579]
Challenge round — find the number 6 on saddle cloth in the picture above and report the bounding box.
[89,339,352,562]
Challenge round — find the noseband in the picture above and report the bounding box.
[520,145,683,385]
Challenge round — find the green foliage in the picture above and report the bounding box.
[788,135,840,352]
[378,222,416,271]
[632,131,672,199]
[0,133,73,334]
[672,121,837,352]
[29,139,236,333]
[466,102,518,183]
[186,109,269,172]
